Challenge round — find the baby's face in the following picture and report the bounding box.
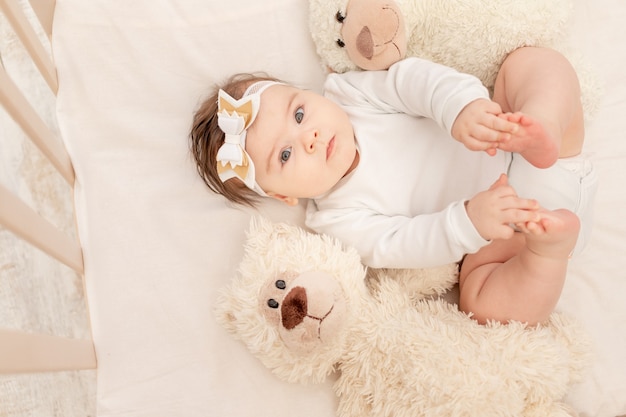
[245,84,357,205]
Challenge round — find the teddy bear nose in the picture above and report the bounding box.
[356,26,374,60]
[281,286,308,330]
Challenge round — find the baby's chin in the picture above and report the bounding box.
[342,148,360,178]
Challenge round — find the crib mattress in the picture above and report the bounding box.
[51,0,626,416]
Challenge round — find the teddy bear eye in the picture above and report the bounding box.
[336,39,346,48]
[275,280,286,290]
[267,299,279,309]
[335,11,346,23]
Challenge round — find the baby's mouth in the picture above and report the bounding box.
[326,137,335,160]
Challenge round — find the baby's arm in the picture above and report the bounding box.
[307,202,490,269]
[451,99,519,156]
[465,174,540,241]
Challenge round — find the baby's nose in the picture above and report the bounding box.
[304,130,320,154]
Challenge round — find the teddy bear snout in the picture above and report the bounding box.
[356,26,374,60]
[281,286,308,330]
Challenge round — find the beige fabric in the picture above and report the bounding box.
[1,0,623,415]
[52,1,336,416]
[557,2,626,414]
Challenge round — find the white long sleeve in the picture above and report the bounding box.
[324,56,490,135]
[306,57,507,268]
[307,197,487,269]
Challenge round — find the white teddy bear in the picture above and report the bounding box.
[215,218,591,417]
[308,0,599,116]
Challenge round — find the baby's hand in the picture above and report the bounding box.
[466,174,540,241]
[451,99,519,156]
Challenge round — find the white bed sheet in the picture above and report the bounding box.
[51,0,626,416]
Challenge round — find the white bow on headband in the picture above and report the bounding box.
[216,81,281,196]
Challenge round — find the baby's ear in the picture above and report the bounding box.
[267,192,299,206]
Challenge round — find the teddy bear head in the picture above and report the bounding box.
[309,0,409,73]
[308,0,574,89]
[215,219,593,415]
[214,217,371,384]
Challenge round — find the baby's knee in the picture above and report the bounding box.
[458,262,503,325]
[503,46,570,68]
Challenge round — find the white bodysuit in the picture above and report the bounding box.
[305,57,597,269]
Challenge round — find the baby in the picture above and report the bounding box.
[190,47,597,325]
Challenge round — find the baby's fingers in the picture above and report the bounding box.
[458,132,499,152]
[490,114,519,134]
[504,208,542,225]
[498,111,524,124]
[514,220,548,235]
[465,125,511,148]
[514,222,530,234]
[502,195,540,211]
[488,173,510,191]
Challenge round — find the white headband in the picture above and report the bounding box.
[215,80,282,196]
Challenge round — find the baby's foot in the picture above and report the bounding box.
[498,113,560,169]
[517,209,580,259]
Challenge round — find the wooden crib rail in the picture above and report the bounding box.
[0,0,71,185]
[28,0,55,40]
[0,0,96,373]
[0,0,57,92]
[0,329,96,373]
[0,0,78,271]
[0,183,84,273]
[0,64,73,184]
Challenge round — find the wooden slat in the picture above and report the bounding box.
[0,0,57,92]
[0,65,74,185]
[0,329,96,373]
[0,0,95,376]
[27,0,55,40]
[0,183,84,274]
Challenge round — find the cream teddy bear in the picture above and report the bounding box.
[215,218,591,417]
[308,0,599,115]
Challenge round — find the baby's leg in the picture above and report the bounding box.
[458,209,580,325]
[492,47,584,169]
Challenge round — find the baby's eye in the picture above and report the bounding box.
[295,107,304,124]
[280,147,292,164]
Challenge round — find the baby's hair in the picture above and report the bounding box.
[189,73,281,207]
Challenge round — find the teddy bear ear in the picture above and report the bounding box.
[247,216,276,242]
